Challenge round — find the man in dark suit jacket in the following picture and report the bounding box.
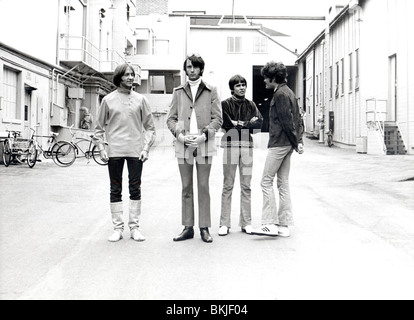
[252,61,304,238]
[167,54,222,243]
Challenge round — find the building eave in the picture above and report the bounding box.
[296,30,326,61]
[296,3,351,61]
[256,30,299,57]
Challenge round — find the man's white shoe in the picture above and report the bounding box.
[242,225,253,234]
[131,228,146,242]
[108,231,123,242]
[278,225,290,238]
[251,224,279,237]
[218,226,230,236]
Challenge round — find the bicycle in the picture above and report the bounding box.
[54,125,107,167]
[326,129,334,148]
[3,129,37,168]
[29,126,71,167]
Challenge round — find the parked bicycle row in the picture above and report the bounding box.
[2,125,107,168]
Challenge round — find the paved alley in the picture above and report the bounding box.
[1,138,414,300]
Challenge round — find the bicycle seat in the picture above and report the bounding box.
[50,132,59,137]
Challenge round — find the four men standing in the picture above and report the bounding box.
[96,58,304,243]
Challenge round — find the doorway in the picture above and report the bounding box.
[252,65,298,133]
[24,88,32,137]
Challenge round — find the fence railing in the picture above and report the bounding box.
[366,98,387,153]
[366,98,387,132]
[60,35,127,73]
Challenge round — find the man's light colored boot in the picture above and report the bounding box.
[108,202,124,242]
[129,200,146,242]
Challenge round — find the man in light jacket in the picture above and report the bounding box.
[167,54,222,243]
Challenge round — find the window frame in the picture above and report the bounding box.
[355,49,360,90]
[341,58,345,95]
[335,62,340,98]
[349,52,353,93]
[253,36,268,53]
[2,66,22,123]
[227,36,243,54]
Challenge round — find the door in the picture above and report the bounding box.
[24,89,32,137]
[388,54,397,121]
[305,53,315,132]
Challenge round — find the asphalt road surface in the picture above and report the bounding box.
[1,138,413,300]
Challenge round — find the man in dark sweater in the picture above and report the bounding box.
[219,75,263,236]
[252,62,304,238]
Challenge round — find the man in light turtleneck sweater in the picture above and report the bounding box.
[167,54,222,243]
[95,64,156,243]
[219,75,263,237]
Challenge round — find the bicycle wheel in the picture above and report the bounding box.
[27,142,38,168]
[328,134,333,147]
[3,140,12,167]
[50,141,67,165]
[92,145,108,166]
[55,142,76,167]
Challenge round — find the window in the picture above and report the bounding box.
[319,73,323,103]
[316,75,319,105]
[341,58,345,95]
[349,52,353,92]
[227,37,242,53]
[150,76,166,94]
[253,37,268,53]
[355,49,360,90]
[3,67,21,121]
[24,90,31,122]
[329,66,333,99]
[335,62,340,98]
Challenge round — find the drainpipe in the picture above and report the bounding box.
[320,39,326,144]
[51,68,56,117]
[183,14,190,82]
[56,0,61,65]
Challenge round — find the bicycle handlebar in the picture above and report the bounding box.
[69,124,75,136]
[5,129,21,138]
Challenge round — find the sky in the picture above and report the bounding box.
[0,0,350,63]
[169,0,332,16]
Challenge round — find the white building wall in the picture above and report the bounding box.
[359,0,413,154]
[128,15,188,71]
[387,0,414,154]
[329,9,361,146]
[189,27,298,101]
[1,0,134,146]
[292,0,413,154]
[0,47,52,140]
[359,1,388,102]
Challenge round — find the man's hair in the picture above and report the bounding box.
[183,54,205,76]
[113,63,135,87]
[229,74,247,92]
[261,61,288,84]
